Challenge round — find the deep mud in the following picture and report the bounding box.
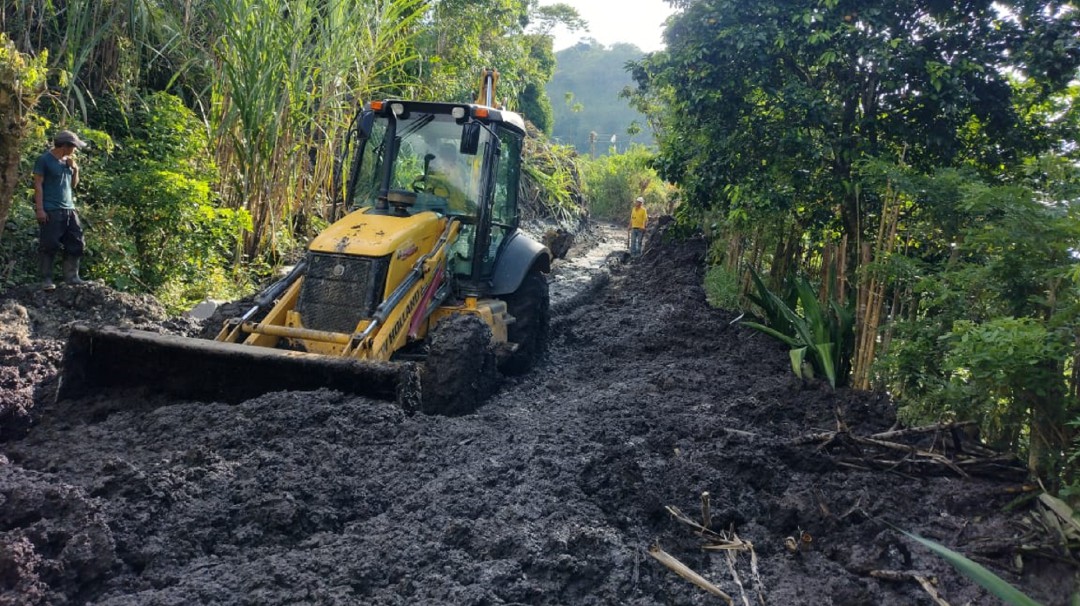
[1,220,1075,605]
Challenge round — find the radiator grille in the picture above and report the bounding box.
[297,253,388,333]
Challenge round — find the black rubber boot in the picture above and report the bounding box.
[63,256,85,285]
[39,252,56,291]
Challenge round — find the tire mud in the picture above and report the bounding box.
[0,221,1073,605]
[420,314,499,416]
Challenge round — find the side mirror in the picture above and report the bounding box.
[460,122,480,155]
[359,111,376,138]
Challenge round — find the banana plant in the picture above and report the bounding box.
[741,268,854,388]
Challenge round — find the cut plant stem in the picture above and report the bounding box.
[648,543,733,604]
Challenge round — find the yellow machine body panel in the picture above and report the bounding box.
[221,210,475,364]
[309,206,446,301]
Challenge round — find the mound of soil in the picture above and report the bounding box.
[0,222,1073,605]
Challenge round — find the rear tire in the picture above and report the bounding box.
[499,268,549,375]
[420,314,498,415]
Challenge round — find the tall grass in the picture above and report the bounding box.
[208,0,427,261]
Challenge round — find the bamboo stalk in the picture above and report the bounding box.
[838,235,848,305]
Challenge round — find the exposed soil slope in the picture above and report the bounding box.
[0,221,1073,605]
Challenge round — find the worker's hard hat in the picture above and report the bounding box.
[635,197,644,203]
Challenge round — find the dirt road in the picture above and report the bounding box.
[0,221,1072,605]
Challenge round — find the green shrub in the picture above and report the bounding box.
[0,199,40,288]
[741,269,855,388]
[580,144,670,221]
[76,92,251,310]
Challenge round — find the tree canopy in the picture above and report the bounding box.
[635,0,1080,239]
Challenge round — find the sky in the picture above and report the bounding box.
[541,0,675,53]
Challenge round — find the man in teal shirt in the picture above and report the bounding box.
[33,130,87,290]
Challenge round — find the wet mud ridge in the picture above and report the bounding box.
[0,221,1073,605]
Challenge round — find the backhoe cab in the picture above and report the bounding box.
[59,70,552,414]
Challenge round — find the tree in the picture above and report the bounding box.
[638,0,1080,244]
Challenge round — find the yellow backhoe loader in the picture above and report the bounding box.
[58,70,551,414]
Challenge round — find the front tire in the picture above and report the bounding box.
[420,314,498,415]
[499,269,550,375]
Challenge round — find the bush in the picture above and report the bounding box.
[741,269,855,388]
[35,92,252,312]
[580,145,672,222]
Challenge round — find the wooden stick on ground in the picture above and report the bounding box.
[723,544,750,606]
[649,543,733,604]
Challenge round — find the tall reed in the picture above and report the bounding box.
[208,0,426,261]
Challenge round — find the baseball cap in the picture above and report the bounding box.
[54,130,88,149]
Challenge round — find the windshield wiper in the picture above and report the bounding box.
[396,113,434,142]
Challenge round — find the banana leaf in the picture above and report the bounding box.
[901,530,1043,606]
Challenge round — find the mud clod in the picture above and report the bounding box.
[0,223,1072,605]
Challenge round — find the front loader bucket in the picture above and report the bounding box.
[57,324,416,404]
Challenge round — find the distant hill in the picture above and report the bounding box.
[547,40,654,156]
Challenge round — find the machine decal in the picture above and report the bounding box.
[380,282,427,357]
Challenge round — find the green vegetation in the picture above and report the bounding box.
[578,144,671,221]
[629,0,1080,489]
[703,264,740,311]
[742,269,854,388]
[0,32,47,242]
[0,0,588,311]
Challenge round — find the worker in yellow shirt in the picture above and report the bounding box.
[629,196,648,257]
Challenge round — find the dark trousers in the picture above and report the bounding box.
[39,209,85,257]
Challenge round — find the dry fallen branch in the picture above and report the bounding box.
[793,420,1023,480]
[649,543,733,604]
[1039,493,1080,540]
[869,421,975,441]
